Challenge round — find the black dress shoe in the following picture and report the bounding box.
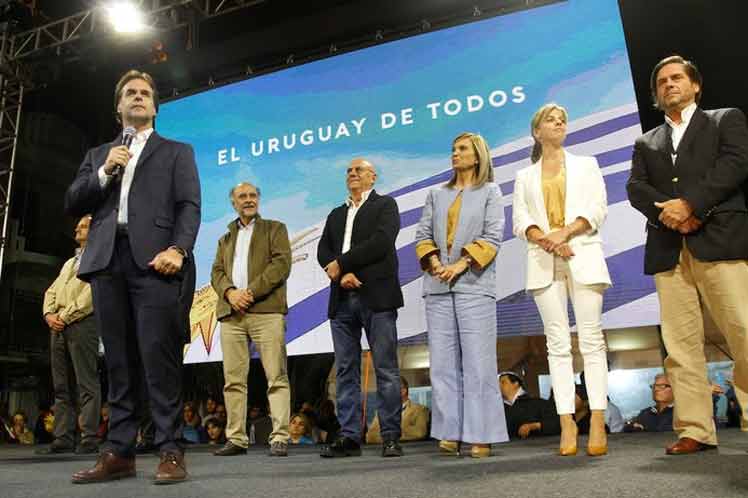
[320,436,361,458]
[382,440,403,457]
[36,440,75,455]
[213,441,248,456]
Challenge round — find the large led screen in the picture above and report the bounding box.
[158,0,652,363]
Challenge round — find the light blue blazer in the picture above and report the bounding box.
[415,182,504,298]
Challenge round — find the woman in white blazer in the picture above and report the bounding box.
[513,103,611,457]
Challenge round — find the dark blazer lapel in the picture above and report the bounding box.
[132,131,165,181]
[675,108,707,157]
[652,124,674,156]
[352,190,379,237]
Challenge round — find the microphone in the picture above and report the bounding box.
[113,126,136,176]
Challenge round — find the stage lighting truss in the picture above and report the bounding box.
[3,0,267,63]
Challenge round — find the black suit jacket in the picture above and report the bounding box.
[317,190,404,318]
[64,131,202,282]
[627,108,748,274]
[504,394,561,439]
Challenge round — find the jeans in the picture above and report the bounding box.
[331,292,401,443]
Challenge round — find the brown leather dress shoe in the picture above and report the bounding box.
[665,437,717,455]
[154,451,187,485]
[71,449,135,484]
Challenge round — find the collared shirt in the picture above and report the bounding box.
[665,102,697,162]
[98,128,154,226]
[231,217,255,290]
[73,247,83,272]
[42,253,94,325]
[342,189,372,253]
[504,387,526,406]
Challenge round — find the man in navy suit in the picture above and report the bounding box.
[65,70,200,484]
[317,158,404,458]
[627,55,748,455]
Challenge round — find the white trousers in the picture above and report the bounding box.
[532,257,608,414]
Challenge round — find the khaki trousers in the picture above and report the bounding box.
[220,312,290,447]
[655,243,748,445]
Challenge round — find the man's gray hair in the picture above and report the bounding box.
[229,182,261,198]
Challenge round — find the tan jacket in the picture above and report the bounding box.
[211,215,291,320]
[42,255,93,325]
[366,399,430,443]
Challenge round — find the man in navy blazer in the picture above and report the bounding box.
[65,70,200,484]
[317,158,404,458]
[627,55,748,455]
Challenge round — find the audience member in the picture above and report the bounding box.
[202,395,219,427]
[33,407,55,445]
[316,399,341,444]
[97,403,110,441]
[624,373,674,433]
[182,402,206,444]
[499,372,560,439]
[247,405,273,446]
[215,403,228,425]
[725,379,743,428]
[606,398,625,433]
[288,413,315,445]
[8,410,34,445]
[366,377,430,444]
[206,419,227,446]
[572,384,609,435]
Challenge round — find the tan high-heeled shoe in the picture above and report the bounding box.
[587,410,608,457]
[559,414,578,456]
[438,440,460,455]
[470,444,491,458]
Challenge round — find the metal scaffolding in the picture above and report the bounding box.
[6,0,266,61]
[0,30,26,283]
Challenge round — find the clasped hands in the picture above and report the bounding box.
[427,254,470,284]
[324,259,363,290]
[528,227,574,259]
[654,198,701,234]
[44,313,66,333]
[226,288,254,313]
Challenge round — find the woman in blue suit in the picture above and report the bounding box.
[415,132,508,458]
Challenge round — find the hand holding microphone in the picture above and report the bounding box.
[104,126,136,176]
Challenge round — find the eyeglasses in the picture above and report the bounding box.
[651,383,672,390]
[346,166,374,175]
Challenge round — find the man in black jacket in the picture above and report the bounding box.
[317,158,404,458]
[65,70,200,483]
[499,372,560,439]
[627,55,748,455]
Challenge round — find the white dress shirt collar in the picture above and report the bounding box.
[504,387,526,406]
[664,102,697,129]
[345,188,373,208]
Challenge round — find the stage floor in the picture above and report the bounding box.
[2,430,747,498]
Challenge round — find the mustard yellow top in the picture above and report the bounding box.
[542,167,566,230]
[415,190,497,270]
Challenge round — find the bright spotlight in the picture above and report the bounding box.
[107,2,146,34]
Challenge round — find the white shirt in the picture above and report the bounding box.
[342,189,372,254]
[503,387,526,406]
[98,128,154,226]
[231,218,255,290]
[665,102,697,162]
